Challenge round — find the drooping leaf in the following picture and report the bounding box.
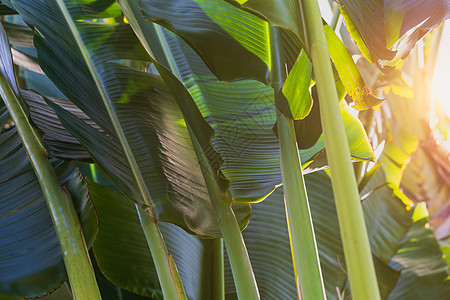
[0,144,97,298]
[8,0,251,237]
[138,0,384,112]
[226,0,305,45]
[22,90,91,161]
[91,251,155,300]
[90,180,212,300]
[139,24,375,202]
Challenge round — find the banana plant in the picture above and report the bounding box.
[1,0,448,299]
[135,0,449,299]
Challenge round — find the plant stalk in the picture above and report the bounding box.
[0,73,101,300]
[270,26,326,300]
[299,0,381,299]
[54,1,187,297]
[132,10,258,297]
[136,205,187,300]
[330,2,340,31]
[190,129,260,300]
[207,238,225,300]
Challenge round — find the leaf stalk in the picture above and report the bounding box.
[53,1,187,297]
[0,73,101,300]
[299,0,381,299]
[136,205,187,300]
[270,26,326,300]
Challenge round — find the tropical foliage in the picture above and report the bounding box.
[0,0,449,299]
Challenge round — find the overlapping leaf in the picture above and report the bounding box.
[6,0,253,237]
[138,0,383,115]
[223,168,448,299]
[388,205,450,299]
[138,0,270,83]
[136,24,375,202]
[90,179,219,300]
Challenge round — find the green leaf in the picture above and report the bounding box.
[227,0,306,48]
[388,205,450,299]
[125,24,374,203]
[138,0,270,83]
[0,126,97,298]
[138,0,384,112]
[22,90,91,161]
[324,24,384,110]
[276,49,313,120]
[90,179,216,300]
[223,171,404,299]
[91,251,155,300]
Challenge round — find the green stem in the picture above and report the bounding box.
[270,27,326,300]
[210,238,225,300]
[190,130,260,300]
[54,1,186,297]
[299,0,381,299]
[202,238,225,300]
[133,10,258,297]
[136,205,187,300]
[0,74,101,300]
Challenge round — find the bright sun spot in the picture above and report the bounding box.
[432,20,450,117]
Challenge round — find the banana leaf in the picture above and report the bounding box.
[90,179,218,300]
[6,0,252,237]
[116,17,375,202]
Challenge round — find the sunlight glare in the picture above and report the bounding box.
[432,20,450,117]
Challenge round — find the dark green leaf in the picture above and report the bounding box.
[0,127,97,298]
[9,0,251,237]
[0,19,97,298]
[90,179,215,300]
[388,205,450,299]
[138,0,270,82]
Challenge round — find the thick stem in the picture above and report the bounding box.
[270,27,326,300]
[136,205,187,300]
[0,74,101,300]
[190,130,260,300]
[299,0,381,299]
